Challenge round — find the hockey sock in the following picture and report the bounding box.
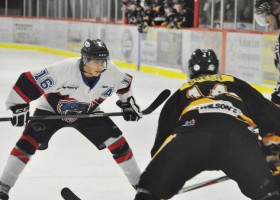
[0,135,39,187]
[0,156,26,187]
[105,136,141,186]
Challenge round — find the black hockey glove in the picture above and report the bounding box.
[261,135,280,174]
[10,103,30,127]
[116,96,143,121]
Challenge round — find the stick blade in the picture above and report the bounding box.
[143,89,171,115]
[61,187,81,200]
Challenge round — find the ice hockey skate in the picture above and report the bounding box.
[0,182,10,200]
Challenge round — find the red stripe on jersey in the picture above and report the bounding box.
[108,137,126,151]
[21,135,39,149]
[95,97,105,104]
[13,85,31,102]
[115,150,133,163]
[44,93,49,99]
[11,148,30,164]
[57,92,72,100]
[25,72,44,94]
[116,88,130,95]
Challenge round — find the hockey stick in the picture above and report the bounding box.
[61,187,81,200]
[60,176,230,200]
[0,89,171,121]
[178,175,230,194]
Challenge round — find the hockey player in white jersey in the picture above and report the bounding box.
[0,39,143,200]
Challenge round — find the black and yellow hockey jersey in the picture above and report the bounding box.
[151,74,280,156]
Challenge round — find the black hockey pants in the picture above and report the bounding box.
[137,129,280,200]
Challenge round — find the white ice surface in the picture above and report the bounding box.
[0,49,250,200]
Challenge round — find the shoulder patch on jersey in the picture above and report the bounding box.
[121,76,132,86]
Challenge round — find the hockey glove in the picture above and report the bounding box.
[116,96,143,121]
[10,103,30,127]
[261,134,280,174]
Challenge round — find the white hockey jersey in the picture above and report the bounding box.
[6,57,133,116]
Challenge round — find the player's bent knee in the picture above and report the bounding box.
[16,135,40,155]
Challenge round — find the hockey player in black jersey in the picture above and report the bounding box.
[127,0,145,25]
[161,1,180,29]
[174,0,194,28]
[134,49,280,200]
[0,39,143,200]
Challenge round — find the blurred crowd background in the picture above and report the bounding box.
[0,0,274,32]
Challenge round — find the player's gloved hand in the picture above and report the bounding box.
[10,103,30,127]
[116,96,143,121]
[261,134,280,174]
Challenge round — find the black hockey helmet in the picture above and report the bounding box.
[188,49,219,79]
[81,39,109,65]
[254,0,280,14]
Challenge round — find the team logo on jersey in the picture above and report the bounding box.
[181,119,196,127]
[57,100,90,123]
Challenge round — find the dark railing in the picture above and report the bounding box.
[0,0,123,23]
[0,0,273,31]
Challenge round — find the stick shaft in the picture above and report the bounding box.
[0,89,171,121]
[178,176,230,193]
